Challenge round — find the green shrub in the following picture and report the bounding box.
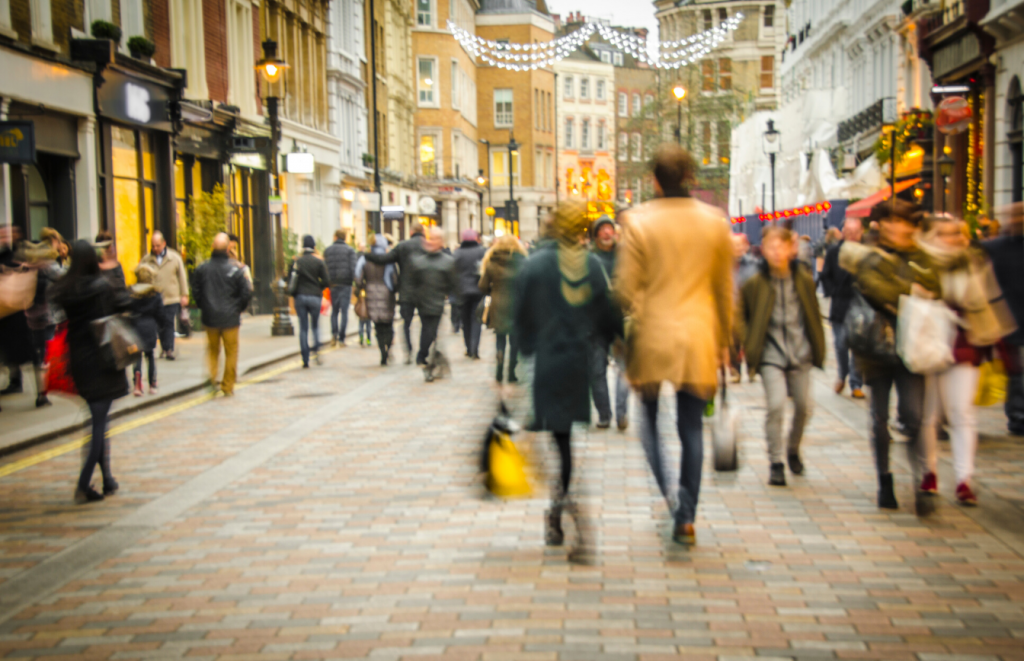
[90,20,122,45]
[127,36,156,58]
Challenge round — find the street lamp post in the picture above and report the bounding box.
[762,118,780,215]
[480,138,492,234]
[672,85,686,146]
[476,169,486,234]
[256,39,294,336]
[508,132,519,235]
[939,147,954,214]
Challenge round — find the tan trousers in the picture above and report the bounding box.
[205,326,240,394]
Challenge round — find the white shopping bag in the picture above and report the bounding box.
[897,294,958,374]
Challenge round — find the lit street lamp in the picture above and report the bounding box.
[673,85,686,147]
[762,118,780,215]
[256,39,293,336]
[476,169,487,234]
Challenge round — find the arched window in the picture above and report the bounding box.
[1009,76,1023,203]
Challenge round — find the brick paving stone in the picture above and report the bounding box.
[0,315,1023,660]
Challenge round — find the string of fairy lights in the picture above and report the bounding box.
[445,13,743,72]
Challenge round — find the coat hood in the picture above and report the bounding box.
[372,234,389,254]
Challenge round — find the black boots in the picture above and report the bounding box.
[878,473,898,509]
[545,502,564,546]
[787,453,804,476]
[495,351,504,383]
[769,463,786,486]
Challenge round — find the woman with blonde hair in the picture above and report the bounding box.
[515,200,622,563]
[478,232,528,383]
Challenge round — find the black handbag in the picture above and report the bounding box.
[844,288,899,365]
[286,261,299,296]
[91,314,142,370]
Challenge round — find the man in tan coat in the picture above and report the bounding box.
[616,145,734,545]
[139,231,189,360]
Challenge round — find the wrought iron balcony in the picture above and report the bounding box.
[837,97,897,143]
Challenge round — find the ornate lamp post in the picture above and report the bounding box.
[673,85,686,146]
[762,119,781,215]
[256,39,293,336]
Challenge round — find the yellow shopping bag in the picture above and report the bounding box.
[975,359,1007,407]
[486,430,532,498]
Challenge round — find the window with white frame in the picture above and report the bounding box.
[451,61,460,110]
[494,88,513,127]
[643,94,653,116]
[418,58,438,106]
[613,52,623,66]
[597,122,605,150]
[417,0,432,26]
[632,94,641,115]
[618,132,628,160]
[618,92,627,117]
[580,77,589,100]
[631,133,641,161]
[581,119,590,149]
[419,129,441,178]
[600,51,611,64]
[596,79,605,101]
[565,118,574,148]
[29,0,53,44]
[491,149,519,187]
[86,0,112,24]
[226,0,256,116]
[170,0,208,99]
[563,75,573,98]
[121,0,144,44]
[535,149,543,187]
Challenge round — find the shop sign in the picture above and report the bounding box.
[230,152,266,170]
[268,196,284,214]
[96,69,173,131]
[0,121,35,164]
[284,152,315,173]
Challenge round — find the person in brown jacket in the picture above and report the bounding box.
[615,145,734,545]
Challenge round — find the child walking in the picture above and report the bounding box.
[131,264,162,395]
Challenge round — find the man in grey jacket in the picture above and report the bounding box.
[323,229,356,346]
[410,228,457,379]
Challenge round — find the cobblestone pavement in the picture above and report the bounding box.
[0,316,1022,661]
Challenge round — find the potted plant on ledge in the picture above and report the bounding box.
[127,36,156,61]
[90,20,122,46]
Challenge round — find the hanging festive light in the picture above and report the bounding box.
[446,14,743,72]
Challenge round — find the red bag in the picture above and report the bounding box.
[45,323,77,396]
[321,295,331,316]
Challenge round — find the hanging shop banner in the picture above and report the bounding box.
[0,121,36,164]
[96,68,174,131]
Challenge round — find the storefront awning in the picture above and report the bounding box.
[845,178,921,218]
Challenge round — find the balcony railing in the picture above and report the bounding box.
[837,97,897,143]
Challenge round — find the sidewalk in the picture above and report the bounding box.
[0,311,358,456]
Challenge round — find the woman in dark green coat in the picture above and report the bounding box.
[515,200,622,563]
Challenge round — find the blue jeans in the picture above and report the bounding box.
[359,319,372,344]
[590,337,629,424]
[294,294,322,366]
[79,399,114,492]
[833,322,862,390]
[330,285,352,342]
[640,389,706,525]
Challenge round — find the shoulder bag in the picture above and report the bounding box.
[91,314,142,370]
[844,288,900,365]
[0,265,38,319]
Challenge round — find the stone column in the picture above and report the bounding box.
[75,116,101,241]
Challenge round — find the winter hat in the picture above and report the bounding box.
[461,228,479,243]
[302,234,316,251]
[590,215,615,239]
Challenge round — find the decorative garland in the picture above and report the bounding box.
[446,14,743,72]
[966,92,980,225]
[873,110,934,167]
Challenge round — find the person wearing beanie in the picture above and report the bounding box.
[588,215,629,430]
[289,234,331,368]
[453,228,487,359]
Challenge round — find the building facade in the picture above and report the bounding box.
[553,28,617,217]
[982,0,1024,209]
[475,0,557,241]
[413,0,483,246]
[328,0,371,247]
[658,0,785,211]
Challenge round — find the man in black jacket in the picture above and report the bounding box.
[365,224,425,363]
[453,229,486,359]
[290,235,332,367]
[410,228,457,375]
[193,233,253,396]
[819,217,865,399]
[983,204,1024,435]
[323,229,356,347]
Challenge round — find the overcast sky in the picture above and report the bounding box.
[544,0,660,44]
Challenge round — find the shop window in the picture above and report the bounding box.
[110,126,157,285]
[494,88,513,127]
[761,55,775,90]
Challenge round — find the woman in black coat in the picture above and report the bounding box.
[52,241,133,503]
[515,200,621,563]
[130,263,162,395]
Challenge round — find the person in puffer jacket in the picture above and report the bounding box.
[323,229,357,346]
